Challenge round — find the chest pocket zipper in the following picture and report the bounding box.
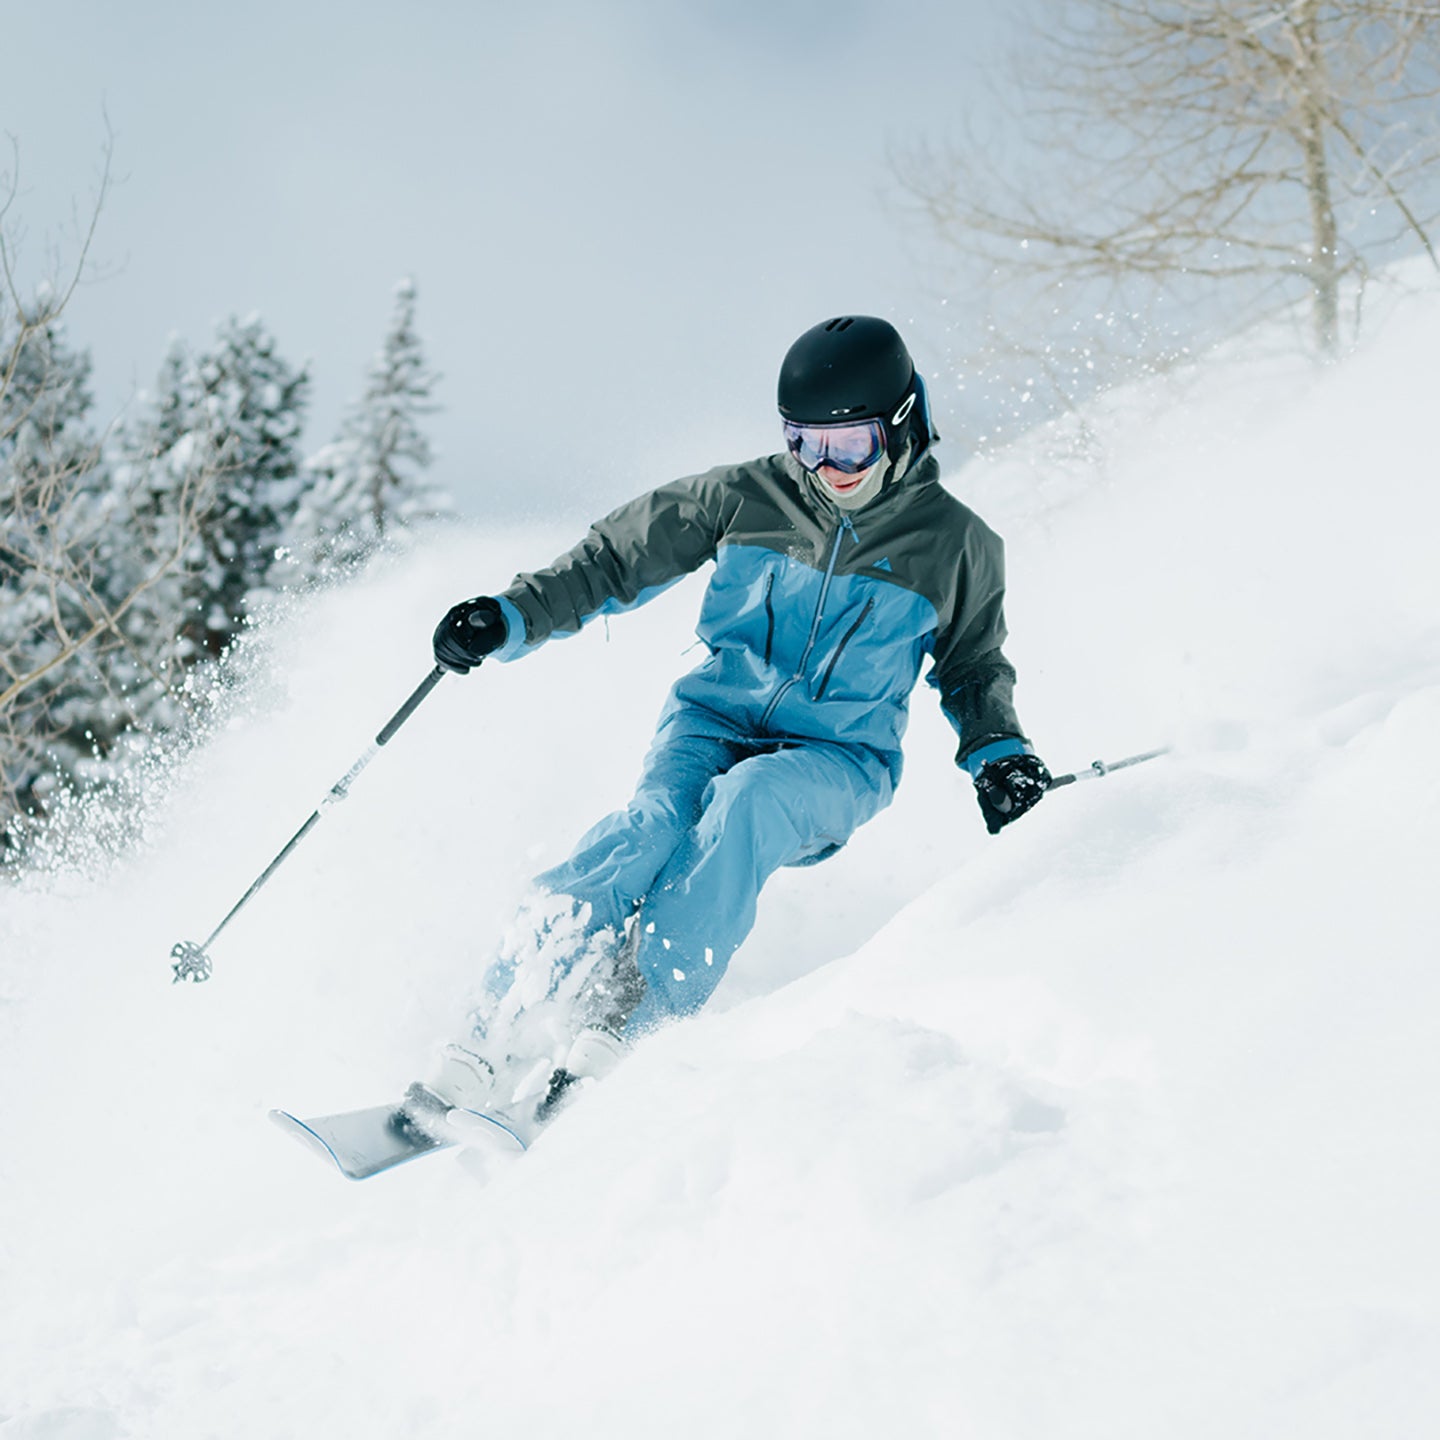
[762,571,777,666]
[814,597,874,701]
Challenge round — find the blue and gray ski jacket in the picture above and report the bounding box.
[490,451,1032,788]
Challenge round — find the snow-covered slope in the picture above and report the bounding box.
[2,291,1438,1439]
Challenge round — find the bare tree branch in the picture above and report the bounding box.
[898,0,1440,360]
[892,0,1440,453]
[0,140,218,836]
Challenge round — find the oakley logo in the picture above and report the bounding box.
[891,392,916,426]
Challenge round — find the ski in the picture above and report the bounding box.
[270,1082,526,1181]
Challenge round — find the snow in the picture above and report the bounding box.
[3,289,1439,1438]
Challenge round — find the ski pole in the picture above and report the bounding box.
[1049,745,1171,790]
[170,664,448,983]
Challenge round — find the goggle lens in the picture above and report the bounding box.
[782,418,886,475]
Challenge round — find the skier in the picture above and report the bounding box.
[424,315,1050,1124]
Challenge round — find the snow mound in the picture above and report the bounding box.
[2,292,1438,1437]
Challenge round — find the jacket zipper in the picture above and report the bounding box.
[762,571,776,666]
[814,596,873,701]
[759,514,855,732]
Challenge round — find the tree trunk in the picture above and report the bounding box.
[1294,3,1341,355]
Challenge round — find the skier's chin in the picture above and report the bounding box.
[817,467,871,495]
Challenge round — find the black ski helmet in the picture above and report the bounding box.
[777,315,934,462]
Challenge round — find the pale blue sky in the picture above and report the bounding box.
[3,0,1017,518]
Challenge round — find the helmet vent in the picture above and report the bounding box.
[824,317,855,333]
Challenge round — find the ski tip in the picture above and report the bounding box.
[273,1106,445,1180]
[269,1108,361,1177]
[268,1094,524,1180]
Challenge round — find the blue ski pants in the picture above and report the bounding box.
[533,719,893,1033]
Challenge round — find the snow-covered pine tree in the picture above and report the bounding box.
[139,338,200,459]
[177,315,310,660]
[0,303,114,821]
[92,339,214,749]
[292,278,450,580]
[0,309,215,839]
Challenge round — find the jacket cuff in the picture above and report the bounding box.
[958,736,1033,778]
[491,594,533,662]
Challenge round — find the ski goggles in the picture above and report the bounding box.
[782,417,887,475]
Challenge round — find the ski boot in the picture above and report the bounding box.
[401,1041,498,1129]
[534,1026,627,1125]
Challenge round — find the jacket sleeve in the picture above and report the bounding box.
[493,469,732,658]
[927,523,1031,771]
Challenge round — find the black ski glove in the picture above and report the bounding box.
[433,596,508,674]
[974,752,1052,835]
